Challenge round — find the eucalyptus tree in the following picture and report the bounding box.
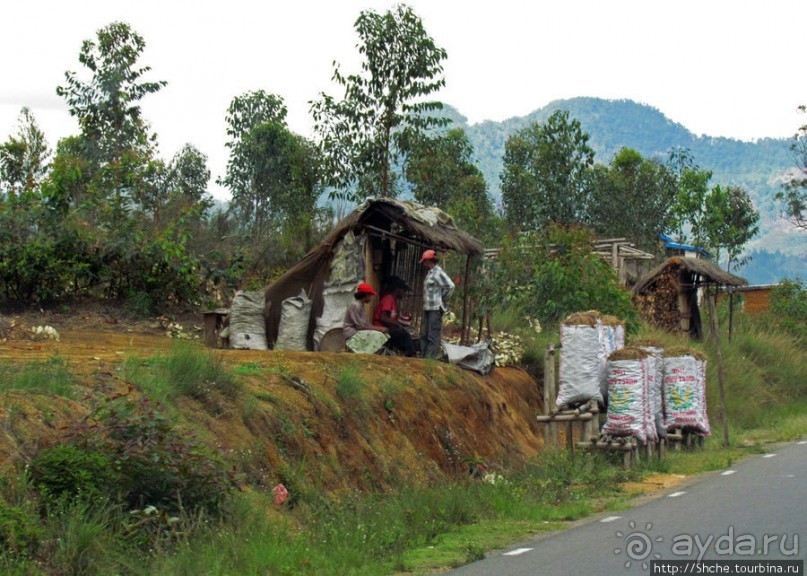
[0,107,51,197]
[166,144,212,208]
[311,4,448,201]
[704,185,759,272]
[220,91,322,239]
[404,128,494,239]
[666,148,714,248]
[56,21,165,178]
[589,147,678,251]
[500,110,595,231]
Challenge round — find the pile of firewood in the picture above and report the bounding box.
[632,269,680,331]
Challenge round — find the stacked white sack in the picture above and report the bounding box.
[557,321,604,407]
[599,316,625,404]
[639,345,666,439]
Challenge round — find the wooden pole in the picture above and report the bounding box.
[728,290,735,343]
[707,286,731,448]
[460,255,472,346]
[543,346,552,449]
[547,345,558,450]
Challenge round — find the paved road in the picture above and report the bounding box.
[448,440,807,576]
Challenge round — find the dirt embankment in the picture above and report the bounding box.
[0,308,546,493]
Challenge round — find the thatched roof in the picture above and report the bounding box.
[632,257,748,294]
[326,198,484,255]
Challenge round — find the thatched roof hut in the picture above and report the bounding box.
[263,198,484,349]
[632,257,747,339]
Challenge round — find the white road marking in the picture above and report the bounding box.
[668,491,686,498]
[797,441,807,445]
[721,470,736,476]
[600,516,622,523]
[503,548,533,556]
[762,453,777,458]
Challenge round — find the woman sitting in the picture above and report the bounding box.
[343,282,389,353]
[373,276,417,356]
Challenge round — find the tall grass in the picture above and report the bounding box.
[335,365,365,402]
[0,355,75,397]
[124,343,241,405]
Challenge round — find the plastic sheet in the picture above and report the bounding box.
[442,341,496,375]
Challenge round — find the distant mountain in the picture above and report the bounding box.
[440,97,805,284]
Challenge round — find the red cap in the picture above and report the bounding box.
[419,249,437,263]
[356,282,377,296]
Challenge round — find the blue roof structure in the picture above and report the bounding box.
[658,233,710,258]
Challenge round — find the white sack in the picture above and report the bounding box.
[557,323,604,407]
[229,290,268,350]
[602,358,649,444]
[663,355,710,436]
[275,289,312,351]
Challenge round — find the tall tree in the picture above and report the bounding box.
[500,110,595,231]
[703,185,760,272]
[220,91,322,237]
[775,105,807,229]
[0,107,51,197]
[404,128,494,238]
[589,148,678,251]
[667,148,713,248]
[56,22,166,168]
[311,4,448,201]
[166,144,212,207]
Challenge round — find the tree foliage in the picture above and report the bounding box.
[0,107,51,197]
[165,144,212,207]
[703,185,760,271]
[589,147,678,251]
[484,224,637,329]
[311,4,448,201]
[56,21,165,169]
[667,148,714,248]
[220,91,322,238]
[500,110,595,231]
[775,105,807,229]
[404,128,495,239]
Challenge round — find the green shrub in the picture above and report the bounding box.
[335,365,364,402]
[29,445,115,510]
[0,500,42,558]
[67,394,235,514]
[768,278,806,341]
[485,224,638,331]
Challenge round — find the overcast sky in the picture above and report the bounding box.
[1,0,805,200]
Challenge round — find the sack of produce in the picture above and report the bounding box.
[602,347,651,444]
[663,348,710,436]
[557,312,604,407]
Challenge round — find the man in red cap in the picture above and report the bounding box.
[419,249,454,359]
[343,282,388,341]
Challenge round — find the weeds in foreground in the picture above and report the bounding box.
[0,355,75,397]
[124,342,241,406]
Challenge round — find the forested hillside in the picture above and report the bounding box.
[444,97,804,283]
